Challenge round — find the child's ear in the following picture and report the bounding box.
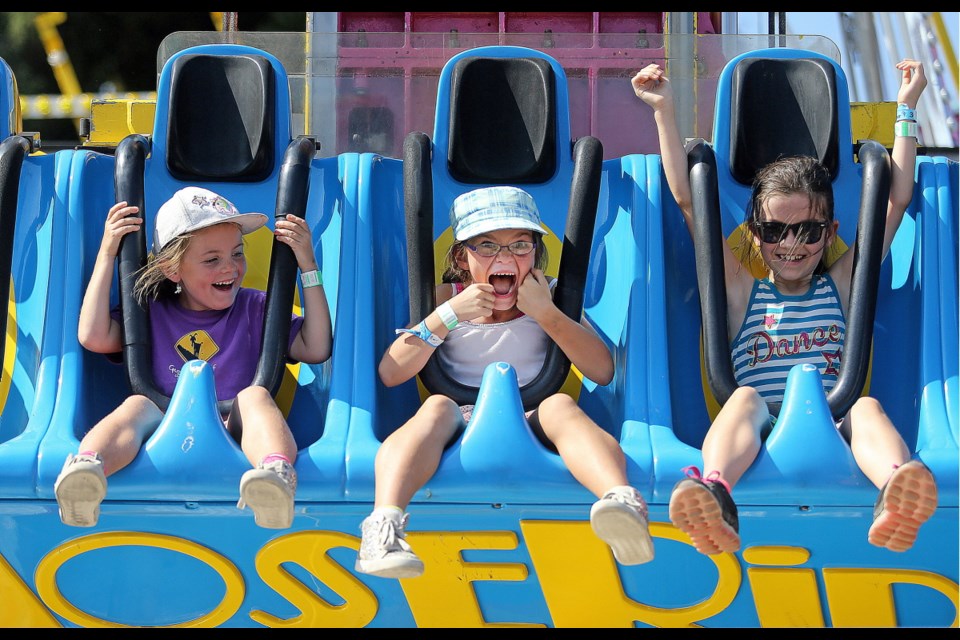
[826,220,840,247]
[455,248,469,271]
[160,262,179,283]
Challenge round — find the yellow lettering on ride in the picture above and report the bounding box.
[822,568,960,627]
[743,545,825,627]
[400,530,539,627]
[0,550,61,627]
[250,531,377,628]
[35,532,244,628]
[523,520,740,627]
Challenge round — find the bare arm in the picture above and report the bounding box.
[517,269,614,385]
[884,59,925,259]
[632,64,755,314]
[276,214,333,364]
[831,59,926,290]
[632,65,694,232]
[77,201,141,353]
[377,282,497,387]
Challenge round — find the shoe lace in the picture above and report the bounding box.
[603,487,648,519]
[373,513,410,552]
[261,460,298,493]
[682,465,732,494]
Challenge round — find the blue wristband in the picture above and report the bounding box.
[896,103,916,122]
[396,321,443,347]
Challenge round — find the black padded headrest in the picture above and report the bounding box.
[166,54,275,182]
[729,58,839,185]
[448,57,556,184]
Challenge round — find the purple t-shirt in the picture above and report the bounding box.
[110,288,304,401]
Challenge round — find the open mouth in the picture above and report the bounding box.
[774,252,806,263]
[212,279,235,291]
[489,272,516,296]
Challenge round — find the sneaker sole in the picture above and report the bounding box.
[590,499,655,565]
[669,480,740,555]
[240,474,294,529]
[868,461,938,552]
[55,468,106,528]
[355,555,425,579]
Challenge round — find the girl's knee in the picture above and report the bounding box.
[849,396,885,419]
[236,385,275,407]
[417,394,461,423]
[538,393,579,422]
[115,395,162,421]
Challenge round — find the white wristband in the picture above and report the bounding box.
[301,269,323,288]
[437,301,459,330]
[894,120,918,139]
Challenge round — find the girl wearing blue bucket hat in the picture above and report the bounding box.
[355,185,654,579]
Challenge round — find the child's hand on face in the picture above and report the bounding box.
[516,268,552,320]
[896,59,926,109]
[450,282,496,322]
[101,201,142,258]
[275,214,318,271]
[631,63,672,110]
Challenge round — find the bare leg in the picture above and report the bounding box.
[229,385,298,466]
[57,394,162,526]
[842,397,938,552]
[78,394,164,476]
[840,396,910,487]
[668,386,768,555]
[374,395,463,509]
[701,386,769,487]
[531,393,627,498]
[532,393,653,565]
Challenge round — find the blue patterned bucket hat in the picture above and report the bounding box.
[450,186,549,241]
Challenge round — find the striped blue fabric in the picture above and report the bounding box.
[450,186,549,241]
[730,275,846,404]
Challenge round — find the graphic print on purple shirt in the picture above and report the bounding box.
[110,288,305,400]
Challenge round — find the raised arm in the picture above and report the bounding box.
[884,59,926,259]
[632,64,694,234]
[831,59,927,291]
[632,64,753,308]
[78,201,140,354]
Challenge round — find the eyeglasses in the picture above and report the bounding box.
[464,240,536,257]
[753,220,829,244]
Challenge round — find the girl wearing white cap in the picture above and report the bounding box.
[54,187,332,530]
[355,185,654,579]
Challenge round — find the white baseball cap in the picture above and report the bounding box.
[153,186,268,252]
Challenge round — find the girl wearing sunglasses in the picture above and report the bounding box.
[631,59,937,556]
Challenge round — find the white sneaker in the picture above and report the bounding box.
[590,485,655,565]
[355,510,424,578]
[238,459,297,529]
[54,452,107,527]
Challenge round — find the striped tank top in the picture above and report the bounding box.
[730,275,845,404]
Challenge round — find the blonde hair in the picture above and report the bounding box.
[440,233,548,284]
[133,235,190,305]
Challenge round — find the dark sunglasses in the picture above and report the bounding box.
[464,240,536,257]
[753,220,829,244]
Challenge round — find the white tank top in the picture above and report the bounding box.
[435,280,555,386]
